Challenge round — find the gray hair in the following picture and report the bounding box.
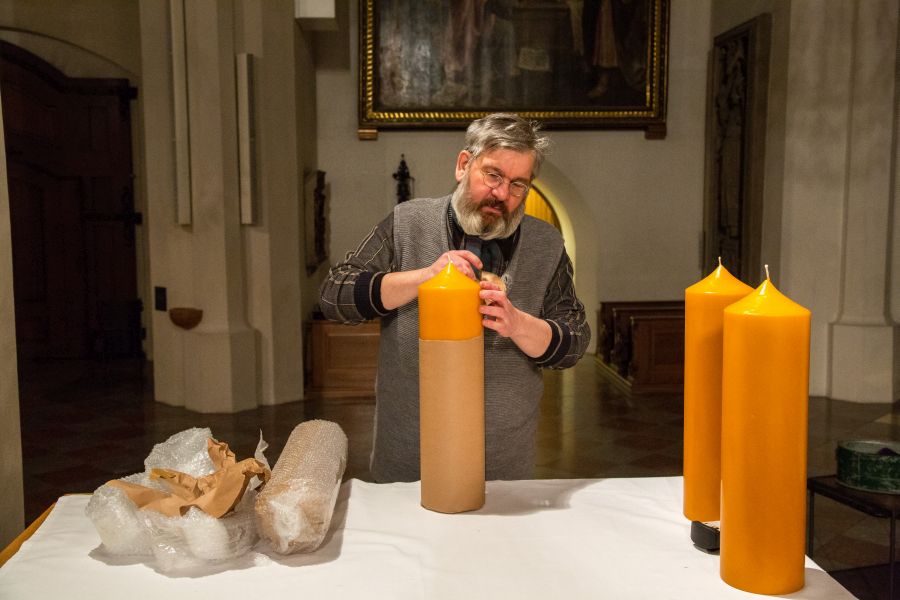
[464,113,551,177]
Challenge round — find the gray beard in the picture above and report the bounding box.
[450,178,525,241]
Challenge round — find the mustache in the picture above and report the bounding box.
[477,198,507,213]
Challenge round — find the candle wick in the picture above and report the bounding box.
[717,256,722,268]
[764,264,770,281]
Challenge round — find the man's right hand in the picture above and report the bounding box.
[427,250,482,281]
[381,250,483,310]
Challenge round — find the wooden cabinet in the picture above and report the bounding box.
[305,320,380,399]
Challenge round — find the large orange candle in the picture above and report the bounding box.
[418,261,484,513]
[720,270,810,595]
[683,260,752,522]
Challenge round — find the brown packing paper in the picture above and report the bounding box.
[107,438,270,518]
[419,335,485,513]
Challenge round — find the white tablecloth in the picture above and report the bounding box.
[0,477,854,599]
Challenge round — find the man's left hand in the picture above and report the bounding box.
[479,280,552,358]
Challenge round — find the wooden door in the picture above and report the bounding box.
[1,41,141,359]
[702,16,770,284]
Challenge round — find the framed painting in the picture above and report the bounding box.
[359,0,670,138]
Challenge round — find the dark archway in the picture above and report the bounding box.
[1,41,141,360]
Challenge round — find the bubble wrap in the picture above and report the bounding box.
[85,437,197,558]
[144,427,217,476]
[84,472,158,556]
[255,420,348,554]
[144,490,259,573]
[85,427,263,571]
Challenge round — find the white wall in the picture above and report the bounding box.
[316,0,712,349]
[3,0,891,414]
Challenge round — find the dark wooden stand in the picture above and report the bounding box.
[807,474,900,599]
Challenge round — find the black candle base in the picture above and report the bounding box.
[691,520,720,553]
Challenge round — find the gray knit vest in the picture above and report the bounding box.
[371,196,565,482]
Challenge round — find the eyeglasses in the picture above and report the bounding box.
[479,168,530,199]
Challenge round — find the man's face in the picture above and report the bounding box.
[451,148,534,240]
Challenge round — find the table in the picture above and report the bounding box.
[807,474,900,599]
[1,477,854,599]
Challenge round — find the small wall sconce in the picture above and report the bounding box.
[393,154,414,204]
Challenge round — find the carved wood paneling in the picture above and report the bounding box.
[702,15,771,284]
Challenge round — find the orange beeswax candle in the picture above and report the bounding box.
[418,261,485,513]
[683,260,752,522]
[418,261,483,341]
[719,270,811,595]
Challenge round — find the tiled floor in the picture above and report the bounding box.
[14,356,900,599]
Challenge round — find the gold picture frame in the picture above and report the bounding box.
[359,0,669,138]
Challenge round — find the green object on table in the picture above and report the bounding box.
[836,440,900,494]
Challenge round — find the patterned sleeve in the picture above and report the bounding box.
[532,250,591,369]
[318,213,396,323]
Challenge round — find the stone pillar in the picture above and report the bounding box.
[181,0,258,412]
[828,0,899,403]
[139,0,188,407]
[241,0,305,405]
[780,0,855,397]
[0,86,25,547]
[781,0,899,402]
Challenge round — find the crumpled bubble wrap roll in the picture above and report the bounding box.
[255,420,348,554]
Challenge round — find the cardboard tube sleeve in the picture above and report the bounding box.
[420,336,485,513]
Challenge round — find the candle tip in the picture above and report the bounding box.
[764,264,770,281]
[717,256,722,268]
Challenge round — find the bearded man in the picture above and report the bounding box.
[318,113,590,482]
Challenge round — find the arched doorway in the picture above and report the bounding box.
[0,41,141,361]
[524,186,561,232]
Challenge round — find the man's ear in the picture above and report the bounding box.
[455,150,471,182]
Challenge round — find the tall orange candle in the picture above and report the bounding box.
[720,268,810,595]
[418,261,485,513]
[683,259,752,522]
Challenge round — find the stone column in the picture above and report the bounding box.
[828,0,899,403]
[180,0,258,412]
[0,86,25,547]
[241,0,305,405]
[780,0,854,397]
